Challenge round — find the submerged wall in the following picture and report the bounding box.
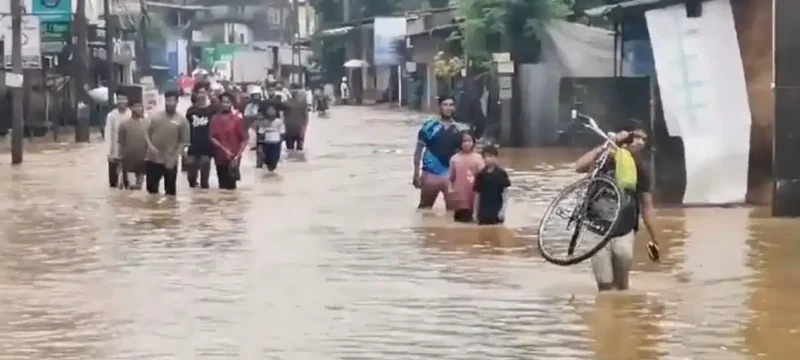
[731,0,774,205]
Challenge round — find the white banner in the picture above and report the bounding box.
[373,17,406,67]
[646,0,752,204]
[1,15,42,69]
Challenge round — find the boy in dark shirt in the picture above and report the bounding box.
[472,145,511,225]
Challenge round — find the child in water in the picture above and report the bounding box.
[449,132,485,223]
[254,100,285,172]
[472,145,511,225]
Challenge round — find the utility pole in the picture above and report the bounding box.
[353,0,363,104]
[772,0,800,216]
[495,30,514,146]
[103,0,115,107]
[291,0,300,85]
[74,0,91,142]
[10,0,24,164]
[138,0,150,79]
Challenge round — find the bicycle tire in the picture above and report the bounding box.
[537,176,623,266]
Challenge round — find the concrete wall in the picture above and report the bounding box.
[731,0,774,205]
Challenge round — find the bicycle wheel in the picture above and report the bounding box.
[537,176,623,266]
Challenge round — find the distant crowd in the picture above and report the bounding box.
[104,80,315,195]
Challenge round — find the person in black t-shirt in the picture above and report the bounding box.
[472,145,511,225]
[184,81,217,189]
[574,119,660,292]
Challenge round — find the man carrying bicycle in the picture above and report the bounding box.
[574,119,659,291]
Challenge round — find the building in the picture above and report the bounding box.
[311,6,458,105]
[137,0,313,83]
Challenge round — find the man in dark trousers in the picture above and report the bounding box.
[145,90,190,196]
[184,82,217,189]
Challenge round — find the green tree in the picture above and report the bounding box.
[458,0,609,71]
[459,0,574,71]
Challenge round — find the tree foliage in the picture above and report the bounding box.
[458,0,604,70]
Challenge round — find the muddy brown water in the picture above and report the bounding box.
[0,106,798,359]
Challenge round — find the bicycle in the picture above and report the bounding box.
[536,109,625,266]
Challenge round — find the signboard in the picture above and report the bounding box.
[373,17,406,66]
[1,15,42,69]
[40,20,68,53]
[33,0,72,22]
[497,61,514,74]
[42,21,69,41]
[140,76,160,114]
[499,75,512,100]
[492,52,511,63]
[214,44,240,62]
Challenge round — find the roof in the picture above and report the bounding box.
[407,22,460,38]
[313,6,458,39]
[584,0,689,19]
[145,1,208,10]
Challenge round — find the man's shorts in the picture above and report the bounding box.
[419,172,454,209]
[591,231,635,285]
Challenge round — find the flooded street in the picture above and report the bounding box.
[0,106,799,359]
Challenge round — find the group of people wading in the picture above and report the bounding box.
[104,81,309,195]
[412,95,512,226]
[413,95,660,292]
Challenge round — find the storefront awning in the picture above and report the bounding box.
[318,26,354,37]
[584,0,687,18]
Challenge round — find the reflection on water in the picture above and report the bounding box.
[0,107,798,359]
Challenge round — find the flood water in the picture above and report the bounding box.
[0,106,799,359]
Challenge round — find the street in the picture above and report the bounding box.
[0,106,797,359]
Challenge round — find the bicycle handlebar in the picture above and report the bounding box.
[571,110,619,150]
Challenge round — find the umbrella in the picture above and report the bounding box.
[344,59,369,68]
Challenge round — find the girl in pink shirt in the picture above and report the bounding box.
[449,132,485,223]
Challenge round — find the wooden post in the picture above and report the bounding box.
[74,0,91,142]
[10,0,23,164]
[104,0,115,106]
[772,0,800,216]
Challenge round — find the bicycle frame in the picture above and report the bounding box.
[564,110,619,255]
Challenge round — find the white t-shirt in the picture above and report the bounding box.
[256,118,285,143]
[340,82,349,99]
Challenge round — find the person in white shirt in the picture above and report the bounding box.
[339,77,350,105]
[254,100,286,173]
[104,90,131,188]
[305,87,313,112]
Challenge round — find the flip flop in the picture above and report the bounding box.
[646,242,660,262]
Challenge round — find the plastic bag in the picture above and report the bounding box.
[614,148,637,190]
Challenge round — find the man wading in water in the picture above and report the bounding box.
[184,82,216,189]
[412,95,468,209]
[284,84,309,155]
[574,119,659,291]
[210,92,247,190]
[117,101,149,190]
[104,90,131,188]
[145,91,190,196]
